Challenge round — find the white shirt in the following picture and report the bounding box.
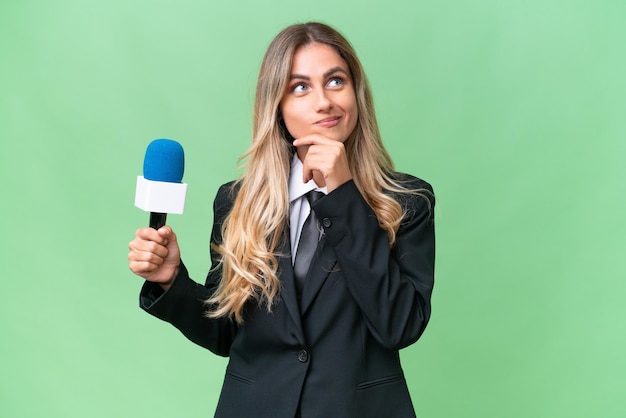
[289,154,327,264]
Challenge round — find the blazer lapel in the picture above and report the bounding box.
[300,237,337,315]
[278,237,305,341]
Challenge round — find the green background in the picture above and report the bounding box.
[1,0,624,417]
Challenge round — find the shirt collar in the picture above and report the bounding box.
[289,154,327,202]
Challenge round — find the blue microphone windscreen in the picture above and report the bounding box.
[143,139,185,183]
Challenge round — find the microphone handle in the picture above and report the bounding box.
[150,212,167,229]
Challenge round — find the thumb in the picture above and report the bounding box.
[157,225,176,242]
[157,226,181,261]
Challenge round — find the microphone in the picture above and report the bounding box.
[134,139,188,229]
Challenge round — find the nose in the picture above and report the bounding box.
[313,89,332,112]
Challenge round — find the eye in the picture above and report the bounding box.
[291,83,308,94]
[327,77,345,88]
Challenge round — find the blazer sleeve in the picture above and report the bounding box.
[311,175,435,350]
[138,182,238,357]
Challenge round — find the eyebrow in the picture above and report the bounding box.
[289,66,349,81]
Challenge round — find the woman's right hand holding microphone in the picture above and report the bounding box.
[128,226,181,291]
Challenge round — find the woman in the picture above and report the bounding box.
[129,22,435,418]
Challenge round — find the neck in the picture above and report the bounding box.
[312,171,326,188]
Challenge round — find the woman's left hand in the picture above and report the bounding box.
[293,135,353,192]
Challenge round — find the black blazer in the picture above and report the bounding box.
[140,176,435,418]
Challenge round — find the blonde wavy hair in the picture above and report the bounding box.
[207,22,421,323]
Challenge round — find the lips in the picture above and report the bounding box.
[314,116,341,128]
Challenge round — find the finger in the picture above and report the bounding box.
[302,146,341,173]
[301,151,326,183]
[301,146,352,192]
[134,227,168,246]
[129,259,161,275]
[129,243,168,262]
[128,237,169,259]
[302,168,316,184]
[157,226,178,246]
[293,135,335,147]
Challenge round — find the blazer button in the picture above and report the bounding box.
[322,218,331,228]
[297,349,309,363]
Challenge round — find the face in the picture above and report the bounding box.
[280,42,358,143]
